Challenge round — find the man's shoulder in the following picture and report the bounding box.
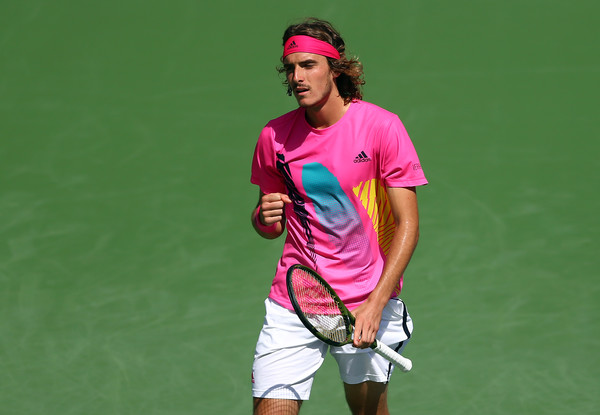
[258,107,303,145]
[353,100,398,118]
[265,107,303,129]
[350,100,401,126]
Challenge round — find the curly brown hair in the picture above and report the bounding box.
[278,18,365,104]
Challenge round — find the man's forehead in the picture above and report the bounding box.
[283,52,327,64]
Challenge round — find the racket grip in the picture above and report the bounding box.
[372,341,413,372]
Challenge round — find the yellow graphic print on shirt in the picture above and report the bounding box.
[353,179,401,296]
[352,179,396,255]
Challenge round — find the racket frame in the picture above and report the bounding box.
[286,264,413,372]
[286,264,355,347]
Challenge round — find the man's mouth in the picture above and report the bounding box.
[294,85,309,95]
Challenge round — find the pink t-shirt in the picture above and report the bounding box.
[251,100,428,310]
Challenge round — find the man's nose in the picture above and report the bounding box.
[292,67,304,82]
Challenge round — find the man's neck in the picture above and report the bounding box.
[305,95,350,129]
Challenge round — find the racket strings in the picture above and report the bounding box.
[291,269,348,343]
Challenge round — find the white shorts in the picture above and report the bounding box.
[251,297,413,400]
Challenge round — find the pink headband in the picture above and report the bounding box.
[283,35,341,60]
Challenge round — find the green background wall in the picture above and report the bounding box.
[1,1,598,413]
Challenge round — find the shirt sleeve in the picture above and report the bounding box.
[379,116,428,188]
[250,124,287,194]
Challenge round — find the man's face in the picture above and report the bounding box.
[283,52,338,109]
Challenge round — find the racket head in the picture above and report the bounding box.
[286,264,354,347]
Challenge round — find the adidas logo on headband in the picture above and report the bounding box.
[287,41,298,50]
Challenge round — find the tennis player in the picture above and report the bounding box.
[250,18,428,415]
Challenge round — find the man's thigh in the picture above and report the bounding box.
[252,298,328,401]
[343,381,390,415]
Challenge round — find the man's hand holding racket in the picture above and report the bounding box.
[351,297,386,349]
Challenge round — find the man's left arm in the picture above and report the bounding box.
[352,186,420,348]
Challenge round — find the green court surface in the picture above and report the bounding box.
[1,1,598,414]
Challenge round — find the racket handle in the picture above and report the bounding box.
[371,340,413,372]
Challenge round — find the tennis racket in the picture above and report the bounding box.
[286,264,412,372]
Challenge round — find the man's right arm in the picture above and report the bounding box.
[251,191,292,239]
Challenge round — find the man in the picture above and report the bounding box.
[250,18,427,415]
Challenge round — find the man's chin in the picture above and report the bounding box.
[294,96,311,107]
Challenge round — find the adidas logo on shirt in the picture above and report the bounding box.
[354,151,372,163]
